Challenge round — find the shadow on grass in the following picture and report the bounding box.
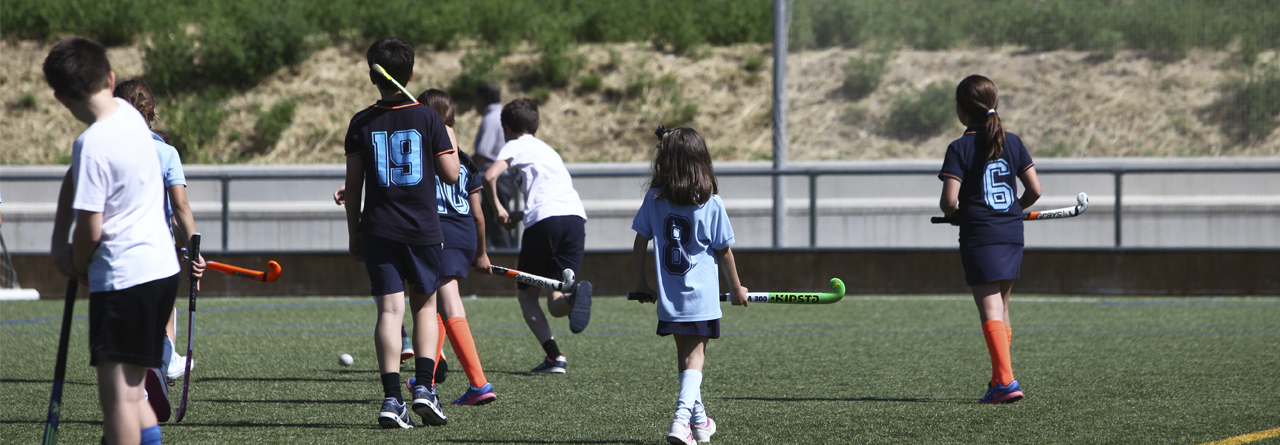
[443,440,652,444]
[197,376,366,383]
[202,399,374,405]
[0,419,103,426]
[172,421,372,429]
[721,396,967,404]
[0,378,95,386]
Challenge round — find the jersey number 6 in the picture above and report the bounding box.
[983,159,1014,211]
[662,215,694,276]
[372,130,423,187]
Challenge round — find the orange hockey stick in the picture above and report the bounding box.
[206,260,282,282]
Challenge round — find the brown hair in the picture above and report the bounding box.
[648,127,718,206]
[43,37,112,101]
[955,75,1006,160]
[418,89,455,127]
[366,37,414,93]
[500,98,539,135]
[114,79,157,126]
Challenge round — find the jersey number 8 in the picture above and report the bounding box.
[372,130,423,187]
[662,215,694,276]
[983,159,1014,211]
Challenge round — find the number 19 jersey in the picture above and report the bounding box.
[345,99,455,246]
[632,189,735,322]
[938,129,1034,249]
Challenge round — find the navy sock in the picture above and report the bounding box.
[381,372,402,403]
[140,425,161,445]
[541,339,561,359]
[414,357,435,387]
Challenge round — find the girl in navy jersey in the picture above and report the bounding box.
[938,75,1041,404]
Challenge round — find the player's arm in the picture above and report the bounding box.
[167,185,205,280]
[631,234,657,302]
[469,190,491,274]
[344,154,365,261]
[435,127,460,185]
[51,169,77,277]
[484,159,512,225]
[716,246,748,307]
[1018,166,1041,209]
[71,209,102,278]
[940,177,961,220]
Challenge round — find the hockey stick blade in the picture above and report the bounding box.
[42,279,78,445]
[932,192,1089,224]
[206,260,282,282]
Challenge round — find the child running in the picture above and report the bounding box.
[630,127,747,445]
[344,37,460,429]
[406,88,497,406]
[481,98,592,374]
[938,74,1041,404]
[44,36,184,445]
[113,78,208,421]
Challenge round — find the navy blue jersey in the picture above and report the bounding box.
[345,99,455,246]
[437,161,483,250]
[938,129,1034,248]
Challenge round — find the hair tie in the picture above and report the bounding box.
[654,126,670,139]
[987,109,996,116]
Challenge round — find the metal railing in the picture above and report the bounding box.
[6,164,1279,251]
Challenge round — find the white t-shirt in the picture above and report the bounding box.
[71,98,180,292]
[495,134,586,226]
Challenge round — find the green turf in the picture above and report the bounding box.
[3,295,1279,444]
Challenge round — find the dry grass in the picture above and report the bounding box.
[3,39,1277,165]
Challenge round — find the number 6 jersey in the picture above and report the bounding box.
[938,129,1034,249]
[345,99,455,246]
[632,189,735,322]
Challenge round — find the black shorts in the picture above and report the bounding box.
[362,234,443,296]
[960,243,1023,286]
[440,248,476,279]
[657,319,721,339]
[516,215,585,290]
[88,273,180,368]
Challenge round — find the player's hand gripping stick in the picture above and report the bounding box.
[490,265,576,292]
[932,192,1089,224]
[206,260,282,282]
[629,278,847,305]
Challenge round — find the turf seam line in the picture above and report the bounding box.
[1199,427,1280,445]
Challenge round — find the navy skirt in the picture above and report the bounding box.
[960,243,1023,286]
[657,319,720,339]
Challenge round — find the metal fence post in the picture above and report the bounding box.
[1114,171,1123,248]
[221,176,230,252]
[771,0,788,248]
[808,173,817,247]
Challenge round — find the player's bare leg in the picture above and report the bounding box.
[999,280,1013,328]
[518,287,553,342]
[671,335,711,444]
[971,282,1005,323]
[546,289,570,318]
[98,361,156,444]
[374,291,407,374]
[408,287,447,425]
[408,289,439,370]
[972,280,1021,403]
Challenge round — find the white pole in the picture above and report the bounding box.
[772,0,788,248]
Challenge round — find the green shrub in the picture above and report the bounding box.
[530,87,552,104]
[744,55,766,72]
[882,82,954,140]
[161,88,231,163]
[16,92,38,110]
[446,46,507,106]
[625,71,653,100]
[250,97,298,154]
[577,73,603,92]
[1218,64,1280,141]
[530,29,586,89]
[840,52,889,100]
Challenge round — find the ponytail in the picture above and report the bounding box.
[956,75,1006,161]
[984,109,1006,161]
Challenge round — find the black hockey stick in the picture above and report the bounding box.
[41,279,78,445]
[174,234,200,422]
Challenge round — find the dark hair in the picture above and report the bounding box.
[500,98,539,135]
[418,89,455,127]
[648,127,718,206]
[366,38,414,93]
[956,75,1006,161]
[475,82,501,106]
[43,37,112,101]
[114,79,157,125]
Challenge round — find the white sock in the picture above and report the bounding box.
[675,370,702,422]
[692,398,707,425]
[162,336,175,369]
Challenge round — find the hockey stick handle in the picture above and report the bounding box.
[932,192,1089,224]
[42,279,78,445]
[490,265,574,292]
[206,260,282,282]
[629,278,847,304]
[373,64,419,104]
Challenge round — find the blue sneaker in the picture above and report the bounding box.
[377,398,414,429]
[979,380,1024,404]
[412,385,448,426]
[530,355,567,374]
[453,383,497,406]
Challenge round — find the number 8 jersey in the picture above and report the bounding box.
[632,189,735,323]
[345,99,455,246]
[938,129,1034,249]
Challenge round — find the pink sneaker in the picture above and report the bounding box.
[667,419,695,445]
[692,416,716,442]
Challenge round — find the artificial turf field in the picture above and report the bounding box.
[3,295,1278,444]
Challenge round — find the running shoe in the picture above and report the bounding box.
[692,416,716,443]
[568,281,593,334]
[164,354,192,380]
[667,419,696,445]
[145,368,171,422]
[530,355,567,374]
[400,335,414,363]
[411,385,448,426]
[979,380,1024,404]
[377,397,414,429]
[452,383,497,406]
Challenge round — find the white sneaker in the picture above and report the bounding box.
[165,354,192,380]
[692,416,716,442]
[667,419,695,445]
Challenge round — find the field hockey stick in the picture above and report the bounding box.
[629,278,847,304]
[174,234,200,422]
[373,63,419,104]
[490,265,577,292]
[41,279,78,445]
[932,192,1089,224]
[206,260,282,282]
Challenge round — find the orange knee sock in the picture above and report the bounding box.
[982,320,1014,386]
[434,315,446,378]
[445,317,488,388]
[1006,326,1012,345]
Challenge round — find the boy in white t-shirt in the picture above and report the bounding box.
[45,37,183,445]
[482,98,592,374]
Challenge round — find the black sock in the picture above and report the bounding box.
[541,339,561,359]
[414,357,435,388]
[381,372,402,403]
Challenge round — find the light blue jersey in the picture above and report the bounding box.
[153,132,186,218]
[632,188,734,322]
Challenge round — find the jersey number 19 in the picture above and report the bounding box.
[372,130,423,187]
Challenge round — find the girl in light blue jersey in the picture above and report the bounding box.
[631,126,748,445]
